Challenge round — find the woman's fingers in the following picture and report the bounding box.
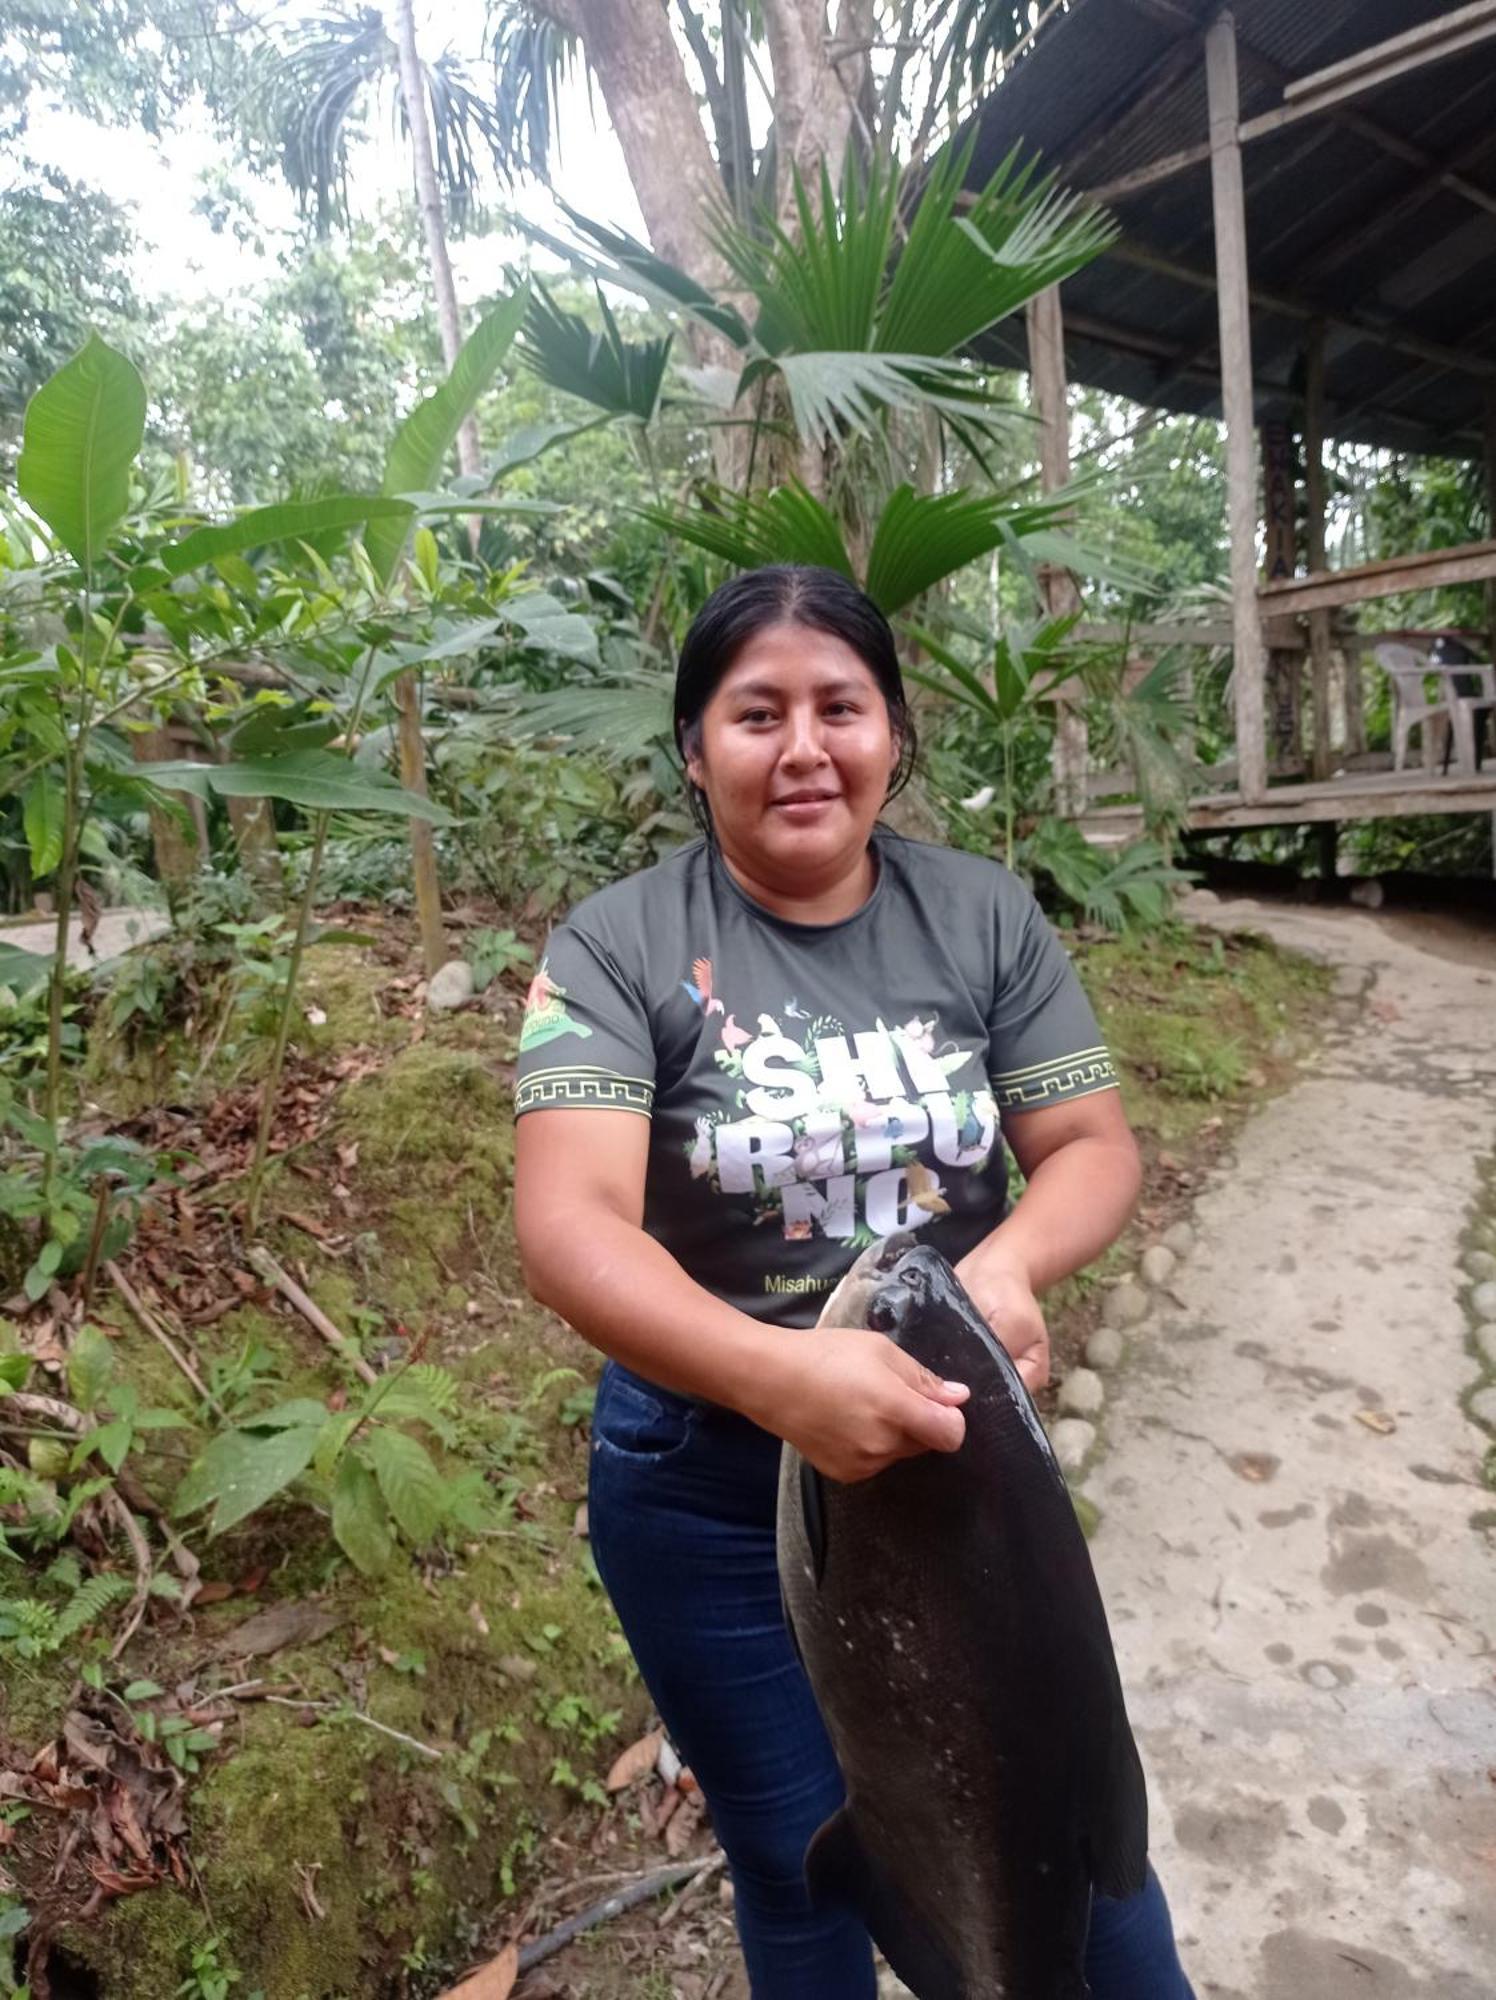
[876,1342,968,1454]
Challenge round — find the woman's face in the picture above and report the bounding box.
[685,622,900,889]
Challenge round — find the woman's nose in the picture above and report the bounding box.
[781,711,829,767]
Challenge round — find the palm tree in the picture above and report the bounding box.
[254,2,504,479]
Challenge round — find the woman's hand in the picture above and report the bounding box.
[755,1327,970,1484]
[953,1247,1050,1393]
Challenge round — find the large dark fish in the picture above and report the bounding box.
[776,1237,1148,1999]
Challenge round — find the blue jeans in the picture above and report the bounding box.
[589,1363,1196,2000]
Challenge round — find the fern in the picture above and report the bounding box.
[51,1570,132,1643]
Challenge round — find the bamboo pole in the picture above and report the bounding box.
[1205,9,1268,803]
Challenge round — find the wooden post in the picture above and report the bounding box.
[1025,282,1089,819]
[1303,321,1335,780]
[395,673,448,977]
[1261,419,1303,774]
[1206,8,1268,803]
[1484,386,1496,657]
[132,724,208,886]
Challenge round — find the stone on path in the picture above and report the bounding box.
[1101,1280,1148,1328]
[1469,1384,1496,1429]
[1476,1324,1496,1370]
[426,959,475,1012]
[1048,1417,1096,1473]
[1139,1244,1177,1287]
[1162,1220,1195,1258]
[1086,1325,1125,1371]
[1470,1278,1496,1321]
[1464,1249,1496,1283]
[1057,1368,1104,1418]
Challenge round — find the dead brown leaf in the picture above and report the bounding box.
[606,1728,665,1793]
[1354,1409,1397,1435]
[207,1600,341,1660]
[665,1792,705,1858]
[437,1941,518,1998]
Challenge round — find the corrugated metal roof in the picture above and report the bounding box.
[960,0,1496,457]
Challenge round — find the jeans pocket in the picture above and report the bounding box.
[592,1365,699,1465]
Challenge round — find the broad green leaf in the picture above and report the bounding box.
[333,1451,395,1575]
[367,287,532,585]
[159,496,416,578]
[0,1355,30,1390]
[0,941,52,997]
[17,334,146,570]
[66,1325,116,1411]
[82,1419,132,1475]
[504,591,600,666]
[174,1423,322,1535]
[21,772,64,878]
[122,1679,163,1700]
[366,1427,445,1546]
[134,751,454,824]
[241,1398,334,1431]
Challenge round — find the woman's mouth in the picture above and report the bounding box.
[771,791,841,820]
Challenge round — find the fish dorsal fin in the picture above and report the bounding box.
[806,1808,964,2000]
[799,1455,828,1585]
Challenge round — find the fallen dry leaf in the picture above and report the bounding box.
[207,1600,341,1660]
[665,1791,705,1858]
[606,1728,665,1793]
[1354,1409,1397,1435]
[437,1941,518,1999]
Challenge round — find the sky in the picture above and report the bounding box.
[21,0,649,309]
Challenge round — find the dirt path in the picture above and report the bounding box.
[1086,894,1496,1999]
[0,906,167,970]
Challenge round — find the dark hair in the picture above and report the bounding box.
[672,565,917,833]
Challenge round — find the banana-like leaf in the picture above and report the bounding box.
[367,287,531,585]
[134,751,454,823]
[160,495,415,578]
[864,485,1068,615]
[642,484,854,578]
[22,770,65,878]
[521,283,672,422]
[17,334,146,571]
[504,590,600,666]
[463,417,607,488]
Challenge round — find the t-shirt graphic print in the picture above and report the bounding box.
[516,833,1117,1327]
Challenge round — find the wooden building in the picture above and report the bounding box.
[961,0,1496,847]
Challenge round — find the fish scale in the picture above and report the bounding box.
[777,1239,1148,1999]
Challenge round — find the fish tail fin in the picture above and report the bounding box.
[805,1807,964,2000]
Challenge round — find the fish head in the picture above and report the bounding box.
[866,1241,1014,1391]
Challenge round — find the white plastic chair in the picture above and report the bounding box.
[1374,642,1452,772]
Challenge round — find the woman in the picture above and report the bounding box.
[514,566,1194,1999]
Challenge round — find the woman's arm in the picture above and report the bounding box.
[954,1087,1142,1391]
[515,1108,968,1480]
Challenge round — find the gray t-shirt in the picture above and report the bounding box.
[515,832,1116,1327]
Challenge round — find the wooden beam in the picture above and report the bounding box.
[1026,282,1089,818]
[1258,538,1496,617]
[1206,9,1267,803]
[1108,240,1496,385]
[1281,1,1496,119]
[1184,778,1496,831]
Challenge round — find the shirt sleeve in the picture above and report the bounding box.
[514,920,656,1119]
[986,880,1119,1114]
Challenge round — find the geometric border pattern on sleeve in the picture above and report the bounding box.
[989,1045,1120,1110]
[514,1064,655,1117]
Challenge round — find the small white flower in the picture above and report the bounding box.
[961,784,996,811]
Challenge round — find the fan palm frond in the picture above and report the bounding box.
[864,484,1069,615]
[642,484,856,578]
[520,283,673,422]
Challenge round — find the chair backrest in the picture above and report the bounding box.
[1373,641,1445,707]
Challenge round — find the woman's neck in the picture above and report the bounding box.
[714,839,878,926]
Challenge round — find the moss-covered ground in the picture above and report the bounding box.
[1,905,1329,1999]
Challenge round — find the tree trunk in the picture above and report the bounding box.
[390,0,480,486]
[388,0,456,977]
[760,0,869,225]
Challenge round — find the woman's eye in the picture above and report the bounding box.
[740,708,775,724]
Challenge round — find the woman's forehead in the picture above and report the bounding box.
[712,624,878,695]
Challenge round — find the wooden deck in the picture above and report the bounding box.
[1081,764,1496,845]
